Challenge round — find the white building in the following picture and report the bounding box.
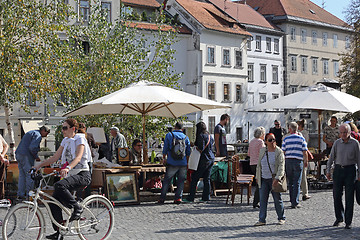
[210,0,285,138]
[165,0,251,143]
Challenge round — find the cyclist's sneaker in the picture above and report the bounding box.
[70,206,84,221]
[45,231,63,240]
[0,199,11,208]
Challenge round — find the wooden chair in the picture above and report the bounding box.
[226,155,254,205]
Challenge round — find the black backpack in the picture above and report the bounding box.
[170,132,186,160]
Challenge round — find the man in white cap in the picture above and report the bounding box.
[110,127,127,164]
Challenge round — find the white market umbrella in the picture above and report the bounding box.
[248,84,360,149]
[64,81,230,162]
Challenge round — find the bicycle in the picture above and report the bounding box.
[2,170,115,240]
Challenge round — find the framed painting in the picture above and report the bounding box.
[103,172,140,205]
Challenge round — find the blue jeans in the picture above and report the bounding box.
[285,158,303,207]
[160,165,187,200]
[259,178,285,223]
[16,153,35,199]
[188,161,214,201]
[333,165,356,225]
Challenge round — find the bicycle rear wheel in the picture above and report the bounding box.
[77,195,114,240]
[2,203,44,240]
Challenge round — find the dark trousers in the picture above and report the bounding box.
[50,171,91,231]
[188,161,214,201]
[250,165,260,207]
[0,161,6,199]
[332,165,356,225]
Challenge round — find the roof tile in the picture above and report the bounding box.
[209,0,277,30]
[122,0,161,8]
[175,0,251,36]
[245,0,347,27]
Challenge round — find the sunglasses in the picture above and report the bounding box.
[275,124,280,126]
[136,144,143,147]
[267,138,276,142]
[62,126,69,131]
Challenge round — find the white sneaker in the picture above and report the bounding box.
[278,219,285,225]
[254,221,266,226]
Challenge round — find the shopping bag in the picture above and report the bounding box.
[188,147,201,170]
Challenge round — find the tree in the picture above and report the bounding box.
[60,3,183,144]
[0,0,72,159]
[339,0,360,119]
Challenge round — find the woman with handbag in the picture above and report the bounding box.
[184,122,214,202]
[254,133,286,226]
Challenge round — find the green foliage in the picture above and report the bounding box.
[339,0,360,118]
[59,4,183,144]
[0,0,72,110]
[141,11,148,22]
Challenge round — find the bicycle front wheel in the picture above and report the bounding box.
[2,203,44,240]
[77,195,114,240]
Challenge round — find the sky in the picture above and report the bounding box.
[311,0,352,22]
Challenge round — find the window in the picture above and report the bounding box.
[247,39,251,51]
[208,82,215,100]
[290,55,297,72]
[312,58,318,74]
[272,93,279,99]
[333,34,338,48]
[208,116,215,134]
[260,65,266,83]
[345,36,351,49]
[266,37,271,52]
[235,84,242,102]
[248,64,254,82]
[223,83,230,102]
[291,86,298,93]
[25,88,36,106]
[334,61,339,77]
[290,27,296,41]
[259,93,266,104]
[235,49,242,68]
[323,59,329,75]
[312,30,317,45]
[301,29,307,43]
[322,32,328,46]
[101,2,111,23]
[274,39,279,53]
[223,49,230,66]
[255,36,261,51]
[272,66,279,83]
[207,46,215,64]
[79,0,90,22]
[301,56,307,74]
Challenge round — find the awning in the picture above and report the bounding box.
[20,120,43,133]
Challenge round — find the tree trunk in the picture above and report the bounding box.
[4,105,16,161]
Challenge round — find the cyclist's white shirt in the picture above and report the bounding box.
[61,134,91,176]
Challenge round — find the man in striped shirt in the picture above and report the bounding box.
[282,122,308,208]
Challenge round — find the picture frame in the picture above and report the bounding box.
[103,171,140,205]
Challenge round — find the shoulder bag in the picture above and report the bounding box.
[265,149,287,193]
[188,134,211,171]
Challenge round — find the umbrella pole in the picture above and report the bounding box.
[142,114,149,164]
[318,110,322,152]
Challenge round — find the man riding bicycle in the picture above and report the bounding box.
[34,118,92,240]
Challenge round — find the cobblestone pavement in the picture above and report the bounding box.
[2,189,360,239]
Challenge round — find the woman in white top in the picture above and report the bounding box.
[255,133,286,226]
[35,118,92,240]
